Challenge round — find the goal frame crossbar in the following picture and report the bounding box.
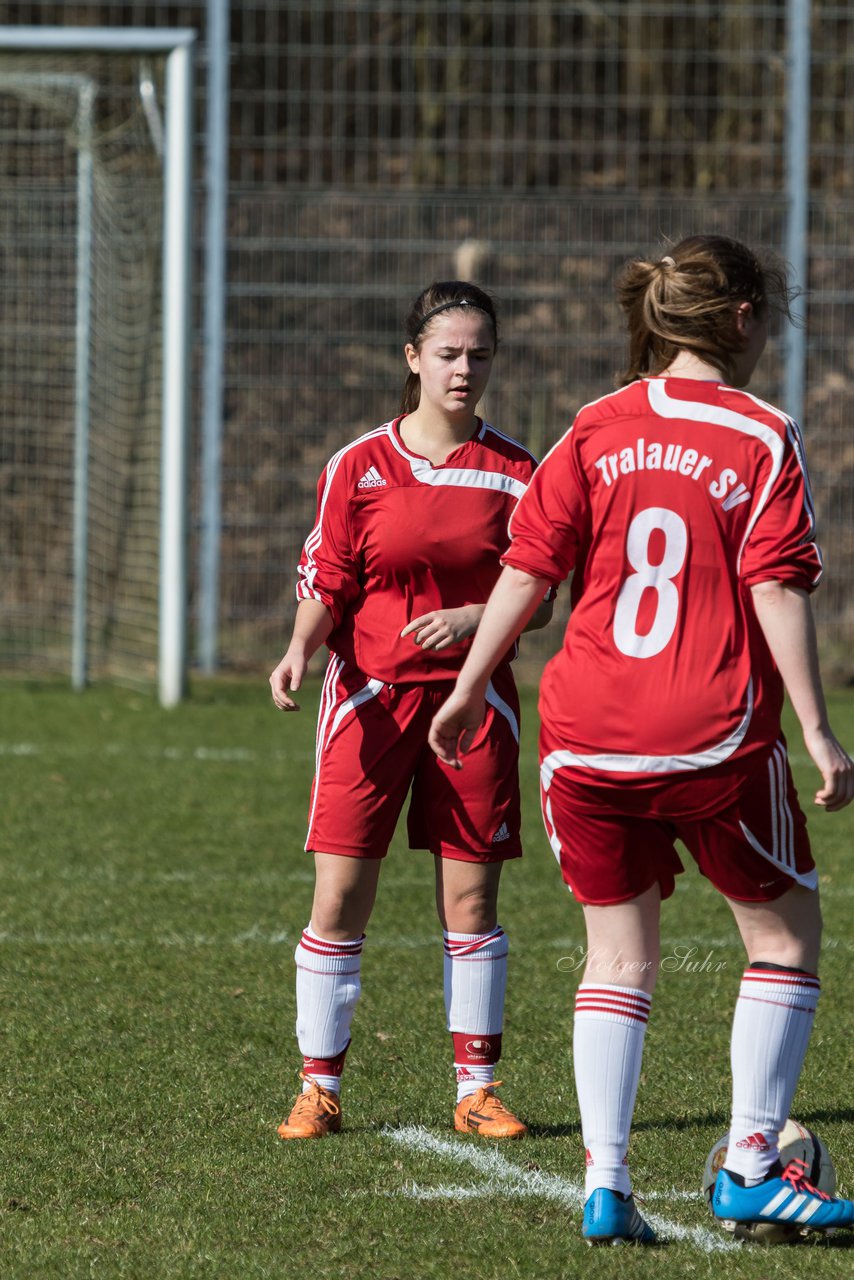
[0,26,196,707]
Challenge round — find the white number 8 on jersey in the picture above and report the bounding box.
[613,507,688,659]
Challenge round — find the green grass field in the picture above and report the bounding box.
[2,677,853,1278]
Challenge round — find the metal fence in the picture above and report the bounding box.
[2,1,852,684]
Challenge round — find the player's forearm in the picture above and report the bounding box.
[750,581,830,735]
[523,595,554,633]
[455,566,550,696]
[287,598,335,663]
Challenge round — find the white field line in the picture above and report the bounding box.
[0,926,445,949]
[0,741,817,769]
[0,741,267,762]
[383,1125,739,1253]
[1,914,853,953]
[0,865,433,893]
[0,927,289,947]
[2,866,315,886]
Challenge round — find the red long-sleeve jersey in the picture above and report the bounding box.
[297,415,539,683]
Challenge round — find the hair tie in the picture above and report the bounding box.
[413,298,490,338]
[660,255,676,270]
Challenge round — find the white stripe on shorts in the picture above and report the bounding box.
[485,679,519,744]
[738,739,817,890]
[329,677,385,739]
[306,660,384,845]
[774,741,796,870]
[314,655,344,775]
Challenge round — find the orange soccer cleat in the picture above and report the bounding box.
[277,1072,342,1140]
[454,1082,528,1139]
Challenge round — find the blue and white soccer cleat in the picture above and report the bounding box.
[713,1160,854,1233]
[582,1188,657,1245]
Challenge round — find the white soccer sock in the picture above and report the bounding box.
[726,965,820,1181]
[294,924,365,1094]
[444,926,508,1102]
[573,984,652,1197]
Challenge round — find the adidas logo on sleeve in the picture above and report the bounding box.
[357,466,387,489]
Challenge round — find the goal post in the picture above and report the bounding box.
[0,27,195,708]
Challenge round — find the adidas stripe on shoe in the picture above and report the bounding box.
[453,1082,527,1139]
[713,1162,854,1232]
[277,1072,341,1140]
[582,1188,657,1245]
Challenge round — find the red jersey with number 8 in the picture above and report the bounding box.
[503,377,822,780]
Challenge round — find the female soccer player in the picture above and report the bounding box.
[429,237,854,1243]
[270,280,552,1141]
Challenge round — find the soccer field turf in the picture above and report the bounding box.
[2,678,853,1277]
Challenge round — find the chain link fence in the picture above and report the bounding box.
[2,1,852,683]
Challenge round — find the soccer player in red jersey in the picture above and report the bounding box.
[429,237,854,1242]
[270,281,552,1141]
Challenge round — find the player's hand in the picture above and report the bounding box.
[269,650,307,711]
[428,689,486,769]
[401,605,484,651]
[802,727,854,811]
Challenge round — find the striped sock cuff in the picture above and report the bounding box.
[738,967,820,1013]
[575,983,652,1026]
[443,925,507,960]
[295,925,365,975]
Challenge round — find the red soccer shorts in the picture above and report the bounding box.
[306,656,522,862]
[539,735,816,904]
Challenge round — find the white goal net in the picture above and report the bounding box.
[0,47,169,687]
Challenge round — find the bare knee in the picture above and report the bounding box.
[441,888,497,934]
[436,859,502,934]
[581,886,662,996]
[728,887,823,974]
[311,892,368,940]
[310,852,382,940]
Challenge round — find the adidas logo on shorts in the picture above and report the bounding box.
[357,466,386,489]
[492,822,510,843]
